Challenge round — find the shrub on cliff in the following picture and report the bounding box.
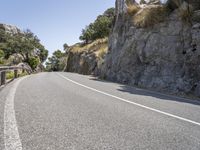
[125,0,169,28]
[28,57,40,70]
[178,1,193,22]
[133,5,169,28]
[126,0,141,16]
[127,4,141,15]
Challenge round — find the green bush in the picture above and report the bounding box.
[28,57,40,70]
[6,71,14,80]
[19,71,28,77]
[0,49,4,58]
[6,70,28,79]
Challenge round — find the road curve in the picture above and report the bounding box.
[0,72,200,150]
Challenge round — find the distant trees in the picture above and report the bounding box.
[46,50,66,71]
[79,8,115,43]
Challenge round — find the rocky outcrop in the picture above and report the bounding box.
[0,23,21,34]
[166,0,200,11]
[66,51,97,75]
[65,39,108,75]
[101,0,200,97]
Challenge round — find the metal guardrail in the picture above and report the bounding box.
[0,64,32,86]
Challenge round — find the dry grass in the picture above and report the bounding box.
[125,0,141,16]
[127,4,141,16]
[6,71,14,80]
[178,3,193,22]
[96,44,108,59]
[133,5,169,28]
[6,70,28,80]
[69,38,108,58]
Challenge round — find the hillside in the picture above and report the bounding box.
[0,23,48,71]
[46,8,114,73]
[65,38,108,75]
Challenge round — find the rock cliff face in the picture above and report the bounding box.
[65,39,108,75]
[101,0,200,97]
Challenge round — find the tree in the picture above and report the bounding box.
[103,8,115,18]
[39,48,48,62]
[79,23,96,44]
[79,7,115,43]
[92,16,112,39]
[63,43,70,53]
[28,57,40,70]
[63,43,69,50]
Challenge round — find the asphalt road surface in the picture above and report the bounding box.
[0,72,200,150]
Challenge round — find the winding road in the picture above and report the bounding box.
[0,72,200,150]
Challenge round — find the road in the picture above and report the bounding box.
[0,72,200,150]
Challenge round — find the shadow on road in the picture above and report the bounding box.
[90,77,200,106]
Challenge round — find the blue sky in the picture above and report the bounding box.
[0,0,115,55]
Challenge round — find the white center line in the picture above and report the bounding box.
[57,73,200,127]
[4,77,27,150]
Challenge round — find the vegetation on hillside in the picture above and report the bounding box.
[126,0,195,28]
[79,8,115,43]
[134,5,169,28]
[125,0,171,28]
[0,28,48,69]
[47,8,114,72]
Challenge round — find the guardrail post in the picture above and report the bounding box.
[14,70,18,78]
[1,71,6,85]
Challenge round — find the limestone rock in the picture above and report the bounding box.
[65,39,108,75]
[0,23,21,34]
[65,51,98,75]
[7,54,24,65]
[101,0,200,97]
[192,10,200,22]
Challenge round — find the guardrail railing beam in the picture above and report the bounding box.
[0,65,31,86]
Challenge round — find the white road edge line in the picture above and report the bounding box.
[4,77,27,150]
[57,73,200,127]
